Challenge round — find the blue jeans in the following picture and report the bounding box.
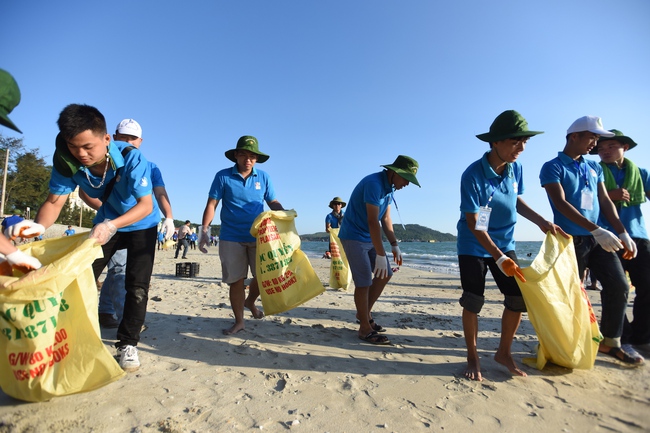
[92,227,156,348]
[98,249,127,322]
[573,236,629,347]
[621,238,650,345]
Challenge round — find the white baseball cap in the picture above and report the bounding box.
[116,118,142,138]
[566,116,615,137]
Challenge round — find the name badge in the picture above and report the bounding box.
[580,187,594,210]
[475,206,491,232]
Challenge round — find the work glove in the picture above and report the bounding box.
[6,250,42,271]
[199,225,210,254]
[619,232,638,259]
[590,227,623,253]
[496,255,526,282]
[4,221,45,241]
[162,218,175,240]
[391,245,403,266]
[89,220,117,246]
[373,254,388,279]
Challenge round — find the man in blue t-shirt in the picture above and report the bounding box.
[64,225,75,236]
[540,116,642,365]
[14,104,160,372]
[80,119,175,330]
[457,110,565,381]
[325,197,345,232]
[339,155,420,345]
[591,129,650,355]
[199,136,284,335]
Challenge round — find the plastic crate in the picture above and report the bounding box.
[175,262,200,277]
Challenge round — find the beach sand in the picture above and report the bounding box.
[1,239,649,432]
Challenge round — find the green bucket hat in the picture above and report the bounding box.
[0,69,22,133]
[381,155,420,187]
[476,110,543,143]
[590,129,637,155]
[225,135,269,163]
[329,197,347,209]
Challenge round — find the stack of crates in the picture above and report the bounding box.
[175,262,200,278]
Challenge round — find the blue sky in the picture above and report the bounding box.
[3,0,649,240]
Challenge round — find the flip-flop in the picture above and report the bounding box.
[603,346,644,365]
[359,331,390,345]
[355,319,386,333]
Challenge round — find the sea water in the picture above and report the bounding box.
[300,240,543,275]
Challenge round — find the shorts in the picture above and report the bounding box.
[219,240,257,284]
[340,239,393,288]
[458,251,526,313]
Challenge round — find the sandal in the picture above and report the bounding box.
[603,346,644,365]
[359,331,390,345]
[355,318,386,333]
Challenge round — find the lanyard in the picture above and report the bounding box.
[485,174,507,208]
[390,192,406,230]
[574,160,589,188]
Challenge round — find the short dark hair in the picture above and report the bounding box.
[57,104,107,140]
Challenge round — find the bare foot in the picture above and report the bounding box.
[223,322,245,335]
[246,303,264,319]
[494,350,527,377]
[464,355,483,381]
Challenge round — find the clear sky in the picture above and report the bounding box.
[3,0,649,240]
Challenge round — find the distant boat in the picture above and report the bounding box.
[428,240,436,243]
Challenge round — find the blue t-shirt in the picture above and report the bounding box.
[64,229,75,236]
[597,163,650,240]
[325,211,344,229]
[456,153,523,256]
[208,165,277,242]
[540,152,602,236]
[150,162,165,189]
[49,140,160,232]
[339,171,393,243]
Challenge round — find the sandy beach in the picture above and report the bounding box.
[1,236,649,432]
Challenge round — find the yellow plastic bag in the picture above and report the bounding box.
[518,232,603,370]
[329,228,352,290]
[0,233,126,402]
[251,210,325,315]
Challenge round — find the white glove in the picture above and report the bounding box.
[391,245,403,266]
[4,221,46,240]
[198,225,210,254]
[619,232,638,259]
[590,227,623,253]
[6,250,42,271]
[89,220,117,245]
[162,218,175,240]
[373,254,388,279]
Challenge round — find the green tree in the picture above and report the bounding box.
[0,133,50,216]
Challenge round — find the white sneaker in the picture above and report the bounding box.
[117,345,140,372]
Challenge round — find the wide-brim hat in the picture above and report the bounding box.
[0,69,22,133]
[225,135,269,163]
[476,110,543,143]
[329,197,347,209]
[381,155,420,187]
[590,129,637,155]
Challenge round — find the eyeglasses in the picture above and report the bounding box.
[236,152,258,161]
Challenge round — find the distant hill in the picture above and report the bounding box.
[300,224,456,242]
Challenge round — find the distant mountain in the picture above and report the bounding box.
[300,224,456,242]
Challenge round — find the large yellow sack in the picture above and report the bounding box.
[251,210,325,315]
[329,228,352,290]
[0,234,125,402]
[518,232,603,370]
